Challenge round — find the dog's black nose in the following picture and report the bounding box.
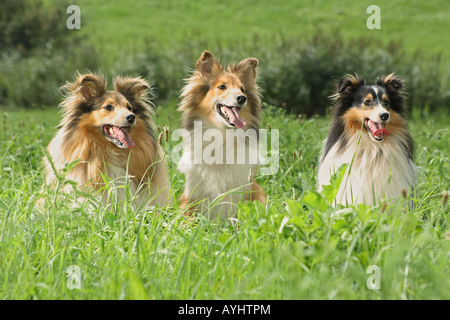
[380,112,389,122]
[236,95,247,105]
[126,114,135,123]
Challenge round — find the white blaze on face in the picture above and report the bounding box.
[364,87,390,142]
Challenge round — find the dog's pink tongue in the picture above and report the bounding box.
[371,121,389,139]
[223,106,246,129]
[373,128,389,138]
[113,126,135,148]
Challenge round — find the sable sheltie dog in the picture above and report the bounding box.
[317,73,416,206]
[178,51,266,219]
[43,72,170,208]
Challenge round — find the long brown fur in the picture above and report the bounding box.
[178,51,266,218]
[43,72,170,208]
[179,51,261,131]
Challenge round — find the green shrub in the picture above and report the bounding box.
[0,0,99,108]
[260,32,449,116]
[113,32,449,115]
[0,0,69,54]
[0,46,100,108]
[1,15,448,115]
[111,48,192,104]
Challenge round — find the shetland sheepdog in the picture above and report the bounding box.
[178,51,266,219]
[317,73,416,206]
[43,72,170,208]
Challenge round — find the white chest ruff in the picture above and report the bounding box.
[318,135,416,206]
[179,126,259,218]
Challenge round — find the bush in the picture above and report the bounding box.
[260,32,450,115]
[0,0,100,108]
[0,9,448,115]
[0,0,69,54]
[0,46,100,108]
[113,32,449,115]
[111,48,193,104]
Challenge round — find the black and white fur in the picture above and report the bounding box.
[317,74,416,206]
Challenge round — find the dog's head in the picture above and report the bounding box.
[180,51,261,130]
[332,73,406,142]
[61,72,152,149]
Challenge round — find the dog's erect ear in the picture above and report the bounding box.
[232,58,258,84]
[336,74,365,94]
[376,73,403,91]
[65,73,107,101]
[113,76,151,103]
[196,50,223,77]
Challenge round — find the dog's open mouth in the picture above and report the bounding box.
[102,125,135,148]
[216,104,246,129]
[364,118,390,142]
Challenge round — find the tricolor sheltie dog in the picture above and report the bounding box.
[178,51,266,219]
[317,73,416,206]
[43,72,170,208]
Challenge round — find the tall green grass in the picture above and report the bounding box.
[0,105,448,299]
[0,0,448,300]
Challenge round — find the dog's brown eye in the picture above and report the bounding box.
[127,105,132,112]
[383,99,390,105]
[240,86,245,93]
[364,100,372,106]
[104,105,114,111]
[218,84,226,90]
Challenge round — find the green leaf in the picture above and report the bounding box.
[285,198,303,216]
[322,164,348,204]
[301,191,329,212]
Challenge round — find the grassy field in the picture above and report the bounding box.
[78,0,450,65]
[0,105,448,299]
[0,0,449,300]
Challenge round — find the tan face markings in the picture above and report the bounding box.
[341,107,369,133]
[362,93,374,107]
[212,74,244,92]
[179,53,261,131]
[89,93,136,128]
[206,74,246,106]
[98,93,133,112]
[100,98,119,110]
[193,72,252,128]
[381,93,390,108]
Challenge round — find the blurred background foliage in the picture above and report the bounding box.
[0,0,448,116]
